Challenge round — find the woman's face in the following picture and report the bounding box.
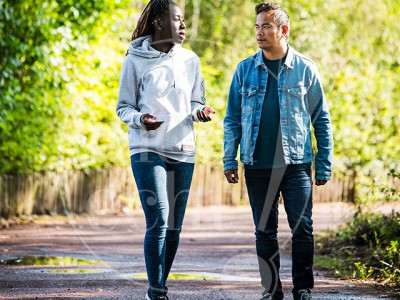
[156,4,186,44]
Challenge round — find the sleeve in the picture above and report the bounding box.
[307,66,334,180]
[190,59,207,122]
[223,68,242,172]
[116,56,144,129]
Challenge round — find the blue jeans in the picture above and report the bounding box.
[131,152,194,300]
[244,164,314,299]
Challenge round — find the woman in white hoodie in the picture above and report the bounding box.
[116,1,214,299]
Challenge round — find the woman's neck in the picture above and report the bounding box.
[151,37,173,53]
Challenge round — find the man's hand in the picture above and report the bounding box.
[224,169,239,184]
[140,113,164,131]
[315,179,327,186]
[197,106,215,122]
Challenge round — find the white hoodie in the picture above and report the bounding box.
[116,35,206,163]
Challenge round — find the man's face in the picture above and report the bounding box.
[158,4,186,44]
[255,10,285,51]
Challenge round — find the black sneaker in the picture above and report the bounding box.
[294,289,312,300]
[260,293,273,300]
[260,292,283,300]
[145,294,169,300]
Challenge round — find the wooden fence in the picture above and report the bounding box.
[0,165,355,218]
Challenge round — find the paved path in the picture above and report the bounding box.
[0,203,398,299]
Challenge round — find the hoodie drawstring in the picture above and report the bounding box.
[139,52,163,92]
[172,55,176,89]
[133,41,177,90]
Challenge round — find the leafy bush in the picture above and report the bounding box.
[316,169,400,286]
[0,0,133,174]
[316,211,400,285]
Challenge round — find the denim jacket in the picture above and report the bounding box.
[223,46,333,180]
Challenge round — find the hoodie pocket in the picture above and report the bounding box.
[138,114,196,155]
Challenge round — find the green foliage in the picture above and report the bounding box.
[0,0,127,173]
[317,0,400,176]
[0,0,136,173]
[336,212,400,247]
[1,0,62,174]
[189,0,400,172]
[355,168,400,207]
[316,169,400,285]
[50,4,136,171]
[1,0,400,178]
[184,1,257,163]
[316,211,400,284]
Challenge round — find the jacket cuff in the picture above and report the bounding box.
[315,171,331,181]
[223,161,238,172]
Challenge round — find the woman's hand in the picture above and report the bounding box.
[140,113,164,131]
[197,106,215,122]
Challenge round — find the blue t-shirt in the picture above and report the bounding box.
[245,56,286,169]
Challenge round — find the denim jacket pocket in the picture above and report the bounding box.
[239,85,258,98]
[240,85,258,114]
[285,84,307,113]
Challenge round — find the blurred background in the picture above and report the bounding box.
[0,0,399,287]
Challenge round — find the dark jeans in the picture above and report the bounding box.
[244,164,314,298]
[131,152,194,300]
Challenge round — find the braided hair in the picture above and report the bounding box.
[131,0,177,41]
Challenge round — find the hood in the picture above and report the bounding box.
[127,35,179,58]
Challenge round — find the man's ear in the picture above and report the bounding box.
[281,24,289,38]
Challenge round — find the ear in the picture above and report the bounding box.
[153,19,162,30]
[281,24,289,37]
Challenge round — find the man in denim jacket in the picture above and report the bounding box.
[223,2,333,300]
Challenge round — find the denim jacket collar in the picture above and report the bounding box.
[254,44,295,70]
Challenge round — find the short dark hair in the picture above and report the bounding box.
[255,2,290,35]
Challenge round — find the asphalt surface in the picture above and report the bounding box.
[0,202,398,300]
